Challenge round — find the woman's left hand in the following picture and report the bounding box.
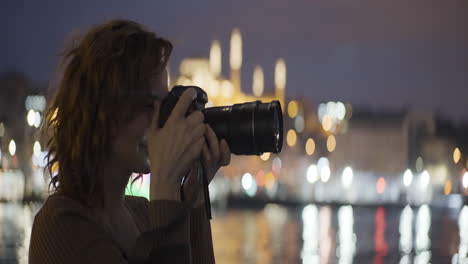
[181,124,231,207]
[201,124,231,183]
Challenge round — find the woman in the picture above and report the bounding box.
[29,19,230,263]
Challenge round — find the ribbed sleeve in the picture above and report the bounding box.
[29,194,216,264]
[190,207,215,264]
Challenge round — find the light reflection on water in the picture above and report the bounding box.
[212,204,463,264]
[0,203,466,263]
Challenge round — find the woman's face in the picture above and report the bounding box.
[110,70,168,175]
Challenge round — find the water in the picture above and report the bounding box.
[211,204,466,264]
[1,202,467,263]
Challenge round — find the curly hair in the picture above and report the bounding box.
[42,19,172,206]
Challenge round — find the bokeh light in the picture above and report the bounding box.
[306,164,319,184]
[327,135,336,152]
[454,147,461,164]
[342,166,353,189]
[416,157,424,172]
[9,140,16,156]
[252,65,264,96]
[260,152,270,161]
[322,115,333,132]
[287,100,298,118]
[27,110,36,127]
[403,169,413,187]
[274,58,286,90]
[305,138,315,156]
[286,129,297,147]
[377,177,386,194]
[444,180,452,195]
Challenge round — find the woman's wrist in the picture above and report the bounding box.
[150,169,181,201]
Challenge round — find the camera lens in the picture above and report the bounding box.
[203,100,283,155]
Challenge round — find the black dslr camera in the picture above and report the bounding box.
[158,85,283,155]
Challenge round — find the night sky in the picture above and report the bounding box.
[2,0,468,121]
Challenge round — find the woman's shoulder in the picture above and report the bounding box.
[36,192,90,219]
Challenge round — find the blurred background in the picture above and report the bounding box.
[1,0,468,263]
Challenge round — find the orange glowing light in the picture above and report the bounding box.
[256,170,265,187]
[322,115,333,132]
[305,138,315,155]
[444,180,452,195]
[326,135,336,152]
[265,172,275,189]
[376,177,386,194]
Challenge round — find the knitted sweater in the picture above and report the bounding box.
[29,193,215,263]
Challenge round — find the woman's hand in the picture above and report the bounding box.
[147,88,206,202]
[201,124,231,183]
[181,125,231,207]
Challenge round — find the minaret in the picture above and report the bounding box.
[252,65,264,97]
[274,58,286,110]
[230,28,242,96]
[209,40,222,78]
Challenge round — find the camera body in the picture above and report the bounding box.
[159,85,283,155]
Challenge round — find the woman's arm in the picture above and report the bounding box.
[189,199,215,264]
[29,196,193,264]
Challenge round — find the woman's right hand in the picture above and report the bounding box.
[147,88,206,202]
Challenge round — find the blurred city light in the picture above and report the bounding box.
[260,152,270,161]
[305,138,315,156]
[272,157,282,177]
[25,95,46,112]
[286,129,297,147]
[265,172,275,190]
[376,177,386,194]
[321,115,333,132]
[230,28,242,70]
[463,172,468,189]
[33,141,41,156]
[326,135,336,153]
[294,114,304,133]
[306,164,319,184]
[221,80,234,98]
[252,65,264,97]
[0,122,5,137]
[209,40,222,76]
[342,166,353,189]
[301,204,319,262]
[27,110,36,127]
[336,102,346,121]
[458,206,468,262]
[420,170,430,189]
[274,58,286,91]
[444,180,452,195]
[453,147,461,164]
[415,205,431,252]
[403,169,413,187]
[241,173,257,197]
[9,140,16,156]
[318,157,331,183]
[338,205,356,262]
[34,111,41,128]
[399,205,414,254]
[287,100,298,118]
[256,170,265,187]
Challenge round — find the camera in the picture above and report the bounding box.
[158,85,283,155]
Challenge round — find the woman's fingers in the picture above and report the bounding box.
[202,143,211,162]
[186,111,204,130]
[169,88,197,121]
[205,124,220,162]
